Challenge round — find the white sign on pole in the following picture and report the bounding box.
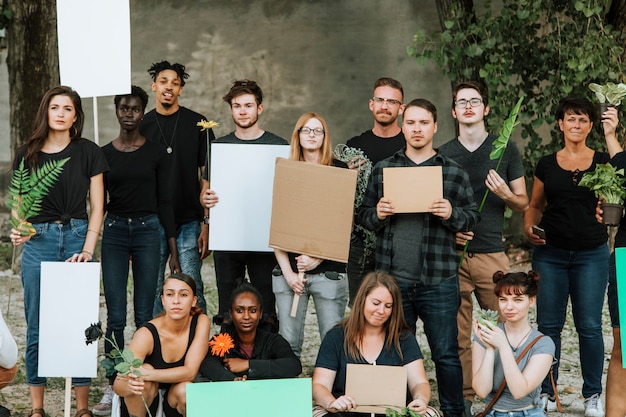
[57,0,131,98]
[39,262,101,378]
[208,143,290,251]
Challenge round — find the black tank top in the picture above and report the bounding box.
[144,314,199,370]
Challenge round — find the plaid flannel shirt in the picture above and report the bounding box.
[356,149,480,285]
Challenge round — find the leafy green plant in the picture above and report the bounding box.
[85,322,153,417]
[7,157,70,236]
[478,309,499,327]
[386,407,423,417]
[578,162,626,205]
[408,0,625,179]
[588,82,626,106]
[0,6,13,31]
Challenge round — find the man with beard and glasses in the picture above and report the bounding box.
[139,61,214,317]
[345,77,406,303]
[200,80,287,333]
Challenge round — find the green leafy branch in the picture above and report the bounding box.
[459,97,523,266]
[85,322,153,417]
[7,157,70,236]
[386,407,423,417]
[578,163,626,205]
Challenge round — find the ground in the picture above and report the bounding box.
[0,252,614,417]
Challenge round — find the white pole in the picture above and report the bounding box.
[93,96,99,145]
[64,377,72,417]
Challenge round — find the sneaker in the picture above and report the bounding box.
[463,400,476,417]
[539,394,557,412]
[92,385,114,416]
[584,394,604,417]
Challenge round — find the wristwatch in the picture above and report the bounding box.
[203,215,210,225]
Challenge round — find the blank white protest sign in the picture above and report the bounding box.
[208,144,290,252]
[57,0,131,98]
[39,262,101,378]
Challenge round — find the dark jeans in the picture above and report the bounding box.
[608,251,620,327]
[397,277,464,417]
[213,250,277,317]
[346,233,375,304]
[101,214,160,353]
[532,243,608,398]
[153,221,206,315]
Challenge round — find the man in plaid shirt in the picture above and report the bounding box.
[357,98,479,417]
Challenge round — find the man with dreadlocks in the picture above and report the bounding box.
[140,61,214,316]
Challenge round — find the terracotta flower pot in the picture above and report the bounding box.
[601,202,624,226]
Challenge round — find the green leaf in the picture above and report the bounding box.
[115,362,131,375]
[121,348,135,363]
[131,358,144,368]
[444,20,455,29]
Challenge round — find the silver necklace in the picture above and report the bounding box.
[504,326,533,353]
[154,111,180,154]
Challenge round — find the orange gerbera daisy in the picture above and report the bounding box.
[209,333,235,357]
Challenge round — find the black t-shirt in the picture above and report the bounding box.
[102,140,176,239]
[13,138,109,224]
[140,107,211,226]
[535,151,609,250]
[346,129,405,165]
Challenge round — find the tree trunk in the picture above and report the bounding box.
[5,0,59,158]
[607,0,626,66]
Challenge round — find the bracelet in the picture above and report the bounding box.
[87,229,100,234]
[81,250,93,256]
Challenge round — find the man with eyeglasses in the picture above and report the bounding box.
[345,77,406,303]
[200,80,287,333]
[438,81,528,417]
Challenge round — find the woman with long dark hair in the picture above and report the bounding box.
[10,85,108,417]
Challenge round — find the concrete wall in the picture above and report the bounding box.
[0,0,454,164]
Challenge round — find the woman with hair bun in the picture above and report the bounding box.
[472,271,555,417]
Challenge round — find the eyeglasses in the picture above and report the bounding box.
[372,97,402,106]
[299,127,325,136]
[455,98,483,108]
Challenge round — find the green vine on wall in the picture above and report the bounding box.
[408,0,625,178]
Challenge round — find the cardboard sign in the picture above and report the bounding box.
[345,363,407,413]
[38,262,101,377]
[208,143,290,251]
[614,248,626,367]
[187,378,312,417]
[383,166,443,213]
[57,0,131,98]
[269,158,357,263]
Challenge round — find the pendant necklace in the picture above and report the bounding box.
[504,325,533,353]
[154,110,180,154]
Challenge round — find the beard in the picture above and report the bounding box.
[374,111,397,126]
[234,114,259,129]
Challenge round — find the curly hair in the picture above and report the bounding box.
[147,61,189,86]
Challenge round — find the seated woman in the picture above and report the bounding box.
[472,271,555,417]
[113,273,210,417]
[312,271,430,416]
[200,283,302,381]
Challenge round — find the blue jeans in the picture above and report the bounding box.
[532,243,608,398]
[153,221,206,315]
[21,220,91,386]
[273,271,348,357]
[398,277,464,417]
[101,214,160,354]
[608,252,620,327]
[487,407,546,417]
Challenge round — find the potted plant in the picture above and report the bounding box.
[578,162,626,226]
[588,82,626,114]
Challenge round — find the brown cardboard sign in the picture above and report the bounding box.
[383,166,443,213]
[345,363,407,413]
[269,158,357,263]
